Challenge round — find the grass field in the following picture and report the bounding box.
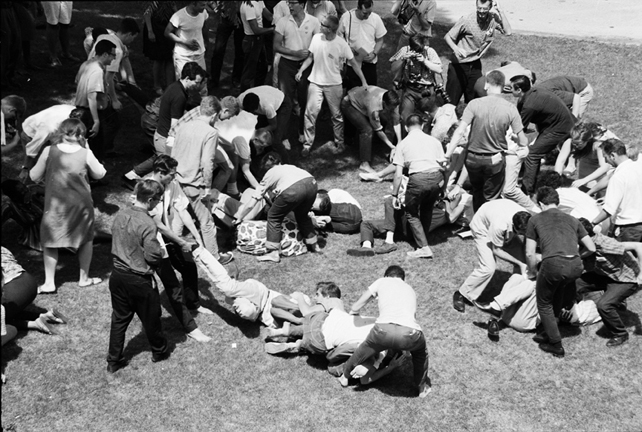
[1,2,641,431]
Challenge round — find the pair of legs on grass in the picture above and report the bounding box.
[39,241,100,293]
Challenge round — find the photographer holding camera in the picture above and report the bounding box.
[391,0,437,52]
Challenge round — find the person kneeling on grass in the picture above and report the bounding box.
[339,265,431,398]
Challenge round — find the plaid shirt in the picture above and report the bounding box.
[593,233,640,284]
[167,106,202,140]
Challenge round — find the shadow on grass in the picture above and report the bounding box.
[1,333,26,373]
[122,316,179,362]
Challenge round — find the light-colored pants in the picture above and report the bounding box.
[153,131,167,154]
[496,274,539,332]
[42,1,72,25]
[574,83,594,119]
[304,83,344,148]
[173,51,206,80]
[502,149,539,213]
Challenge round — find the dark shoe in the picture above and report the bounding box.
[487,319,500,338]
[107,359,128,373]
[606,333,629,347]
[532,332,549,344]
[218,252,234,265]
[122,175,138,191]
[308,244,323,254]
[374,243,397,255]
[539,342,565,357]
[453,291,466,313]
[347,247,375,257]
[152,351,170,363]
[475,301,501,318]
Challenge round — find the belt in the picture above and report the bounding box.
[467,150,502,157]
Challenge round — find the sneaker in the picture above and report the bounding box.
[407,246,434,259]
[265,342,299,355]
[347,247,375,257]
[374,243,397,255]
[359,172,382,183]
[151,351,170,363]
[218,252,234,265]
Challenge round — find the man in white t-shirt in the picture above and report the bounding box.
[165,1,209,79]
[339,265,431,398]
[337,0,387,89]
[295,14,367,157]
[453,199,532,312]
[239,1,275,91]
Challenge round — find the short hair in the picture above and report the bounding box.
[358,0,373,9]
[94,39,116,56]
[578,217,595,237]
[261,151,282,172]
[511,75,532,93]
[200,96,221,117]
[56,118,87,146]
[512,211,531,234]
[384,265,405,280]
[536,186,560,205]
[536,170,562,190]
[242,93,260,113]
[92,27,108,40]
[316,282,341,299]
[221,96,241,116]
[254,128,273,146]
[1,95,27,118]
[152,154,178,174]
[315,190,332,215]
[325,15,339,29]
[406,114,424,128]
[486,70,506,88]
[408,34,427,52]
[382,90,400,108]
[119,18,140,35]
[135,179,164,203]
[602,138,627,156]
[181,62,207,81]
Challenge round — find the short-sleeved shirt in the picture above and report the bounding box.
[517,87,575,134]
[328,189,361,209]
[240,1,265,35]
[238,86,285,119]
[347,86,387,131]
[367,277,421,331]
[22,105,76,157]
[461,95,524,154]
[156,81,188,138]
[275,13,320,62]
[1,247,25,285]
[603,158,642,225]
[88,33,127,73]
[526,208,588,260]
[308,33,353,86]
[74,60,107,108]
[305,0,336,22]
[537,76,588,107]
[253,164,313,199]
[592,233,640,284]
[470,199,526,247]
[322,309,375,350]
[215,110,258,160]
[557,188,600,221]
[338,10,387,64]
[393,129,445,174]
[170,7,208,56]
[447,12,505,63]
[402,0,437,37]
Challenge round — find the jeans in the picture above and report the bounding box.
[341,97,373,162]
[241,35,268,91]
[446,59,482,105]
[360,196,406,244]
[575,272,637,337]
[209,16,244,88]
[278,57,311,134]
[157,258,197,333]
[616,223,642,242]
[502,149,538,212]
[522,129,569,195]
[343,323,429,394]
[85,105,120,160]
[404,171,443,248]
[465,152,506,212]
[304,83,344,148]
[166,243,200,310]
[536,256,583,345]
[266,177,318,250]
[400,85,431,124]
[107,268,168,365]
[271,96,293,163]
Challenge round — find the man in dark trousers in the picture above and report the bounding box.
[106,180,170,373]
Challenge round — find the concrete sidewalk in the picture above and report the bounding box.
[433,0,642,45]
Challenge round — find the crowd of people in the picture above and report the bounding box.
[1,0,641,397]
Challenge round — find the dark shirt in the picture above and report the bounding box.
[517,87,574,134]
[156,81,187,138]
[111,205,163,275]
[536,75,588,107]
[526,207,588,260]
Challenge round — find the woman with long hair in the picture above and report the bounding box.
[29,118,106,293]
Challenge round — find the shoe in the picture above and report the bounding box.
[475,301,501,318]
[359,172,383,183]
[374,243,397,254]
[152,351,170,363]
[606,333,629,347]
[308,244,323,254]
[532,332,549,344]
[539,342,565,357]
[453,291,466,313]
[218,252,234,265]
[487,318,500,338]
[347,247,375,257]
[418,385,432,398]
[407,246,433,259]
[301,145,311,158]
[122,175,138,191]
[265,342,299,355]
[107,359,128,373]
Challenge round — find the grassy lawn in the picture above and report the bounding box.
[2,1,641,431]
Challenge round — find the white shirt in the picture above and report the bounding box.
[275,13,320,62]
[215,110,258,161]
[393,129,445,174]
[308,33,353,86]
[470,199,526,247]
[170,7,208,56]
[328,189,361,209]
[240,1,265,36]
[22,105,76,157]
[272,1,290,24]
[603,158,642,225]
[238,86,285,119]
[337,9,387,64]
[88,32,127,73]
[368,277,421,331]
[322,309,375,350]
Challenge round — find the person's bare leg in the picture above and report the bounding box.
[77,241,97,286]
[41,247,58,292]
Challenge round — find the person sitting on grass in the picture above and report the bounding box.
[310,189,363,235]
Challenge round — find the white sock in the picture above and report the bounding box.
[385,232,394,244]
[362,241,372,248]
